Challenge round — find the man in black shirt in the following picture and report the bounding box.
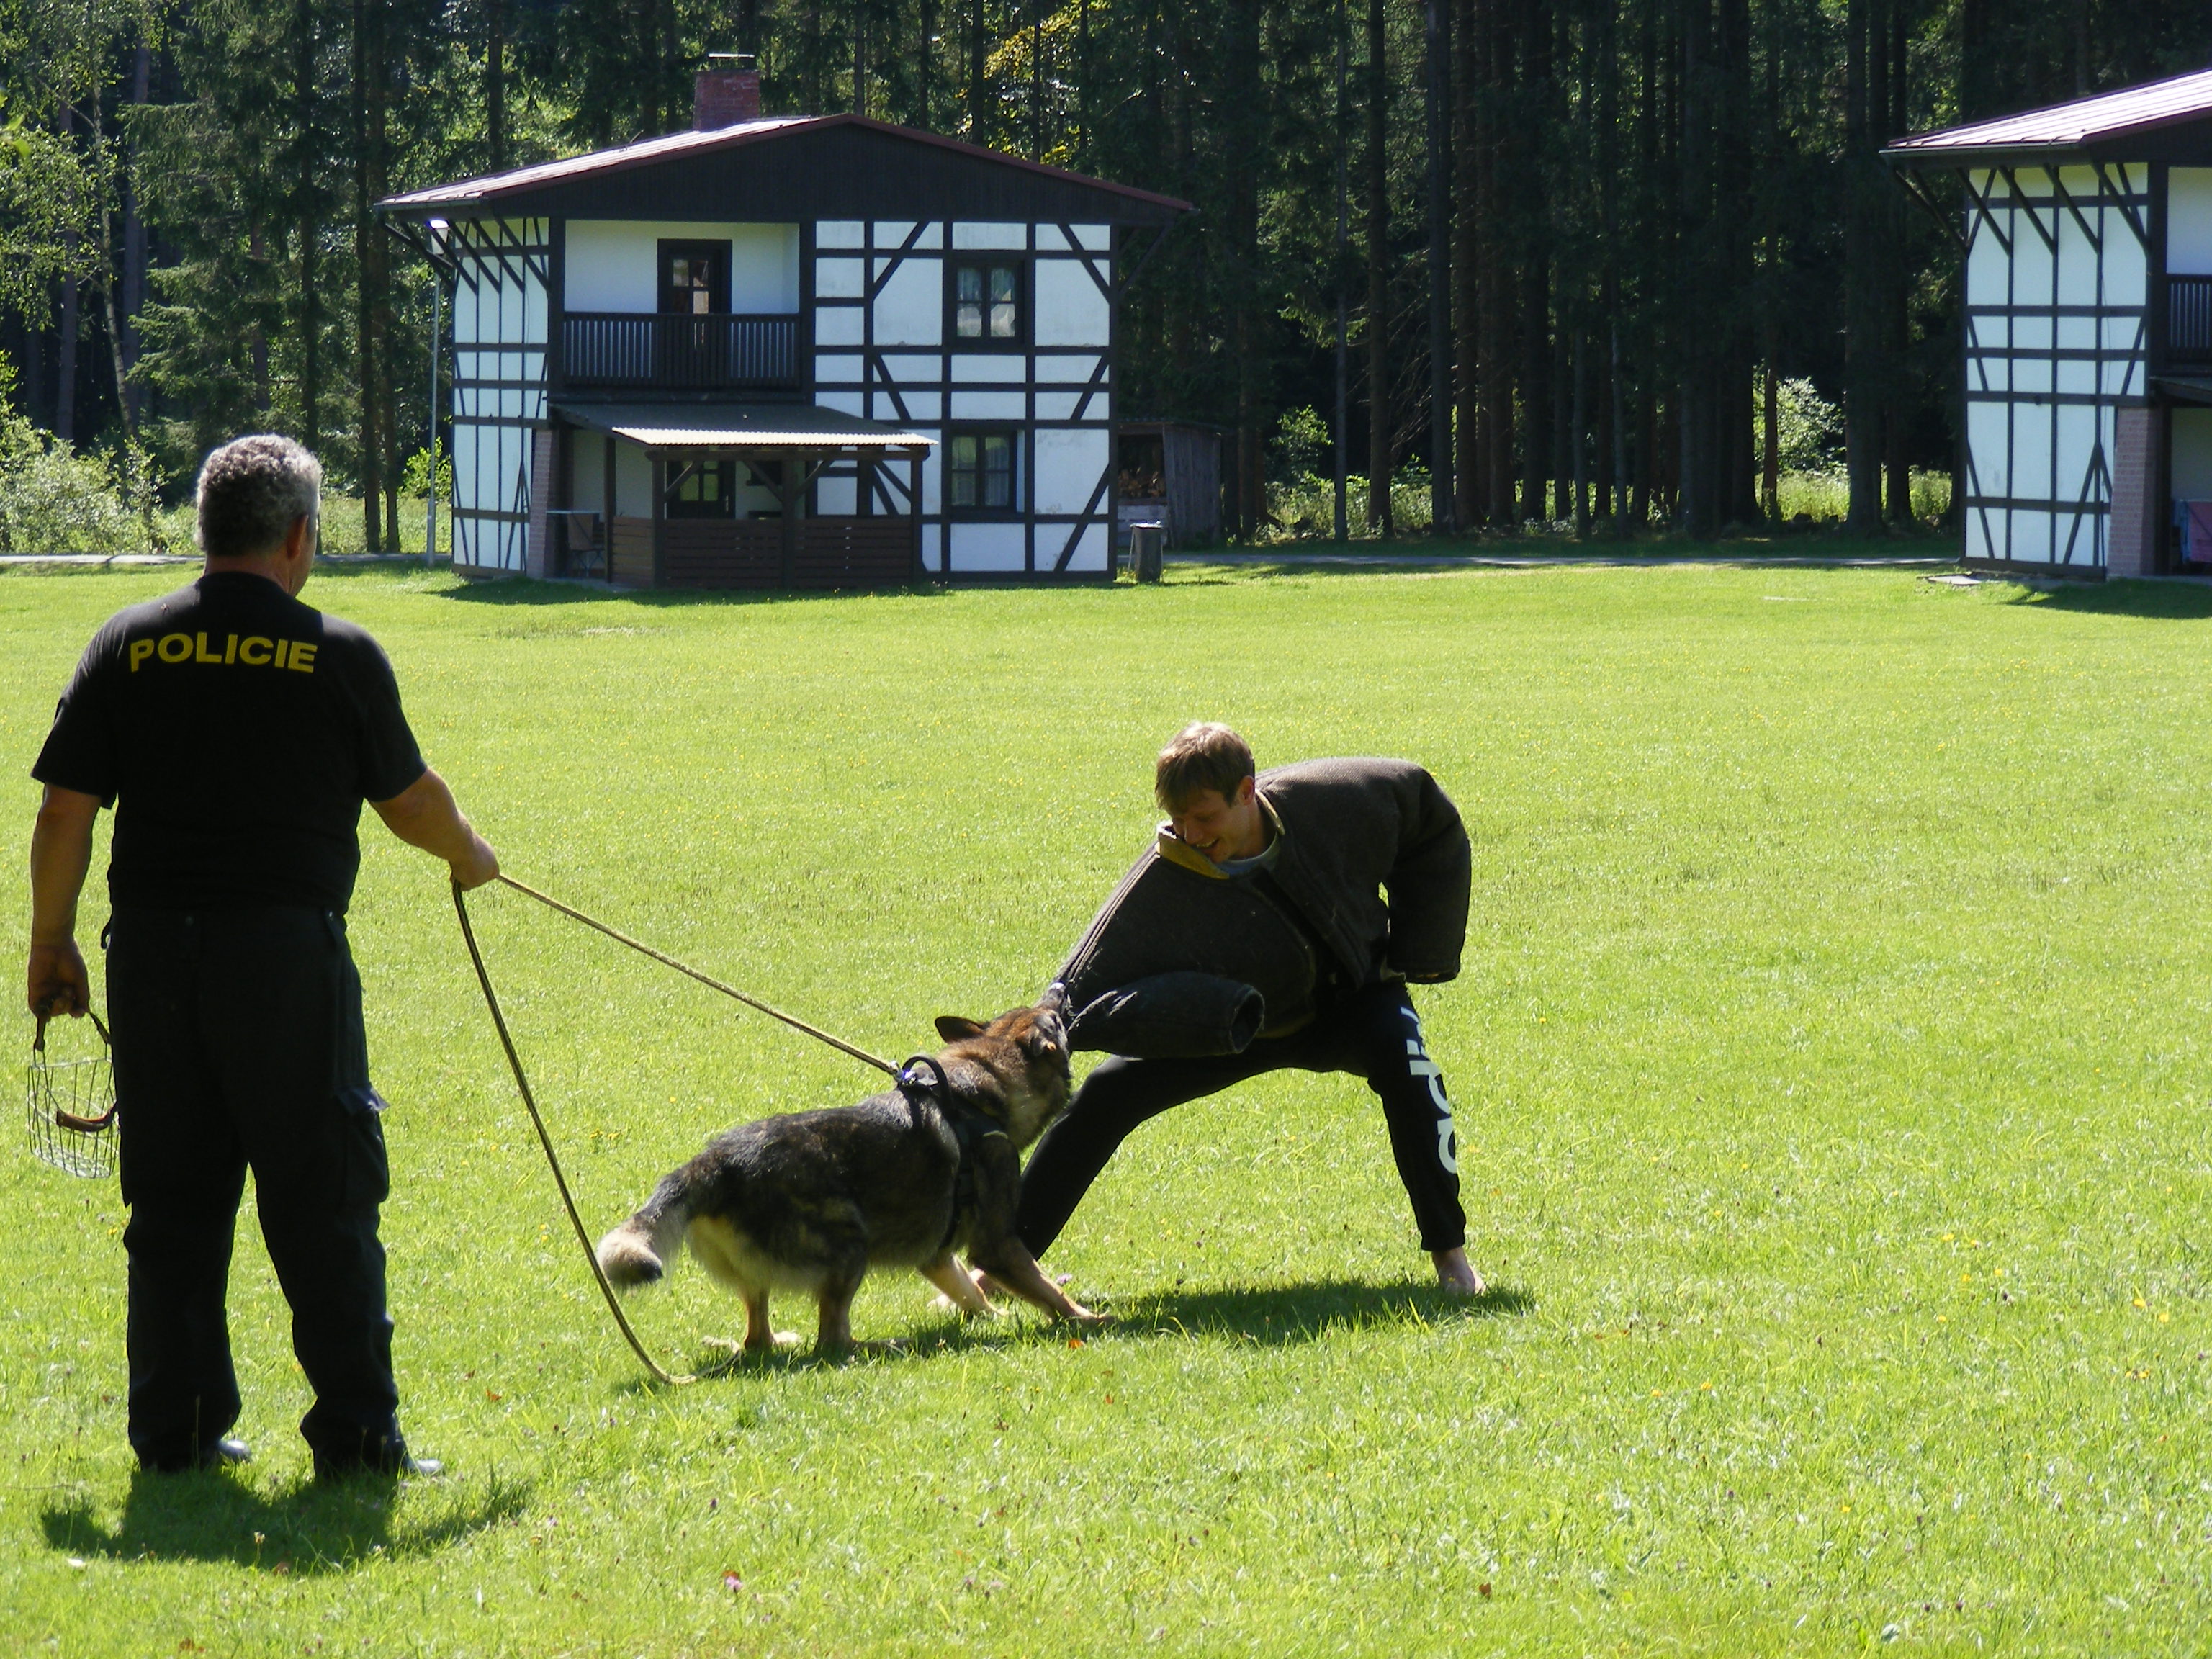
[25,434,498,1478]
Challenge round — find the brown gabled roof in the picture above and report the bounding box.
[1885,66,2212,168]
[378,114,1192,217]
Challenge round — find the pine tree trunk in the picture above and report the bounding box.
[917,0,935,127]
[1884,0,1912,526]
[1364,0,1393,534]
[1479,0,1512,526]
[355,0,384,552]
[968,0,989,143]
[121,45,150,428]
[55,97,78,444]
[297,0,321,455]
[1572,330,1589,534]
[1842,0,1884,536]
[1425,0,1452,534]
[487,0,507,170]
[1226,0,1262,541]
[370,0,396,549]
[1450,0,1480,526]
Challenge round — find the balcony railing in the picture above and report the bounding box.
[2170,275,2212,365]
[562,313,799,391]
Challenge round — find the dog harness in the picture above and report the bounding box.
[896,1055,1009,1251]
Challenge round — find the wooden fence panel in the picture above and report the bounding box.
[609,517,656,587]
[663,521,784,588]
[793,518,916,588]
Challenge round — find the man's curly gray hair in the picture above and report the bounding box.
[194,435,323,559]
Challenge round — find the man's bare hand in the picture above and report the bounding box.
[27,940,90,1019]
[449,832,500,891]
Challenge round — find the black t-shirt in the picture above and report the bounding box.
[32,571,428,912]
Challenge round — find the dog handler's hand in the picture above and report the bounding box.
[448,831,500,891]
[27,940,90,1020]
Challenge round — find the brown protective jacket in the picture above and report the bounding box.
[1054,757,1470,1057]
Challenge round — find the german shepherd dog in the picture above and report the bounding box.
[595,997,1103,1354]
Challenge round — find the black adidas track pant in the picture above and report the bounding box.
[1016,981,1466,1259]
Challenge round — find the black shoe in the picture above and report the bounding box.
[141,1437,251,1474]
[313,1446,444,1482]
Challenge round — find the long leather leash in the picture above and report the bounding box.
[451,876,896,1385]
[490,873,897,1077]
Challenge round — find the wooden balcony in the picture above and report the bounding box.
[562,313,799,391]
[2170,275,2212,365]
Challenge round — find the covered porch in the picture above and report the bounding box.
[543,403,935,589]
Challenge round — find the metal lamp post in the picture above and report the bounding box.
[426,218,446,565]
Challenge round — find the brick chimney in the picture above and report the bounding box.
[696,55,763,130]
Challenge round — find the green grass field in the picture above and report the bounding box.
[2,559,2207,1656]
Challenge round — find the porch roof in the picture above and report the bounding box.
[553,400,935,454]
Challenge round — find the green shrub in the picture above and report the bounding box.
[0,350,168,554]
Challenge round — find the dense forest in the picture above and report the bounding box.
[4,0,2211,549]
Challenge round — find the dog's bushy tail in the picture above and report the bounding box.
[595,1172,694,1290]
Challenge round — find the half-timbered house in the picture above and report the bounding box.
[1887,68,2212,579]
[377,65,1188,587]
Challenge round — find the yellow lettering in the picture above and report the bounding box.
[128,639,154,673]
[156,634,192,663]
[224,634,238,664]
[238,636,273,667]
[194,632,222,664]
[287,642,318,674]
[272,640,290,670]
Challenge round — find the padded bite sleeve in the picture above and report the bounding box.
[1069,972,1267,1058]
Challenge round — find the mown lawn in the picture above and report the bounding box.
[1,559,2206,1657]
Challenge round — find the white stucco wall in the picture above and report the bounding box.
[564,221,800,313]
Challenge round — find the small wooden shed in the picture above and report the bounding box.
[1115,420,1221,549]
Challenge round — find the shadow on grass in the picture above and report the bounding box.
[1110,1277,1534,1344]
[2004,577,2212,620]
[38,1467,531,1573]
[428,575,961,610]
[626,1278,1534,1385]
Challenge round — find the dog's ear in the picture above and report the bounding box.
[935,1015,986,1043]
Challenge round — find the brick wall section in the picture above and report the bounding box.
[2108,405,2161,578]
[525,427,554,578]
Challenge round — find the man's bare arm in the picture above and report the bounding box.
[27,785,101,1016]
[372,768,500,889]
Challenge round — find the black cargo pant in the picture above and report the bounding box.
[1016,981,1465,1258]
[106,907,401,1473]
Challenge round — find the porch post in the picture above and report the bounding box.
[909,449,923,579]
[651,451,667,588]
[778,448,800,588]
[602,433,617,580]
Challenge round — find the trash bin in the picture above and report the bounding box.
[1129,522,1165,583]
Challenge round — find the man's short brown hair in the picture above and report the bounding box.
[1155,722,1256,811]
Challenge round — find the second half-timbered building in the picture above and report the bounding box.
[377,65,1188,587]
[1888,68,2212,579]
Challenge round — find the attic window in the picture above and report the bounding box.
[951,260,1023,346]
